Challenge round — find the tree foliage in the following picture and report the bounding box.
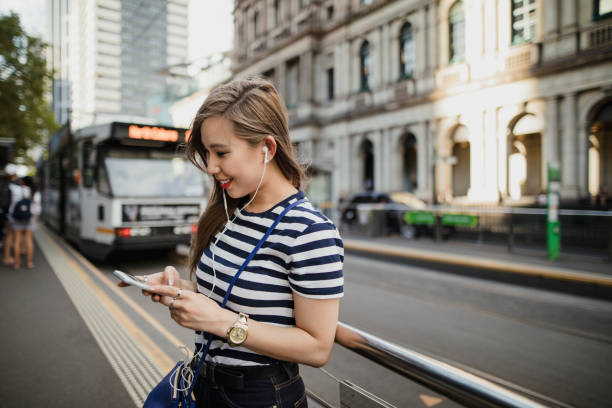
[0,12,58,165]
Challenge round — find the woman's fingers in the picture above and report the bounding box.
[148,284,186,301]
[163,266,178,286]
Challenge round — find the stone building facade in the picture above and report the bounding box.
[231,0,612,208]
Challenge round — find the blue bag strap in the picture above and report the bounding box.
[186,197,307,401]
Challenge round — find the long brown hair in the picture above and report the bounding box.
[185,76,306,278]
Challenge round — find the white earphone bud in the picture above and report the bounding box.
[263,146,269,163]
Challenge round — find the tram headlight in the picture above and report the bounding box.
[173,225,192,235]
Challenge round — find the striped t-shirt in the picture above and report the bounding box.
[195,190,344,366]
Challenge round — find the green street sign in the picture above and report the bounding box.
[404,211,436,225]
[441,213,479,227]
[547,162,561,260]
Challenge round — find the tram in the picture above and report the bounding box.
[39,121,207,260]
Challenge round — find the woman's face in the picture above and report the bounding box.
[200,116,264,198]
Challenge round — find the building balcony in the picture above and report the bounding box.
[581,20,612,50]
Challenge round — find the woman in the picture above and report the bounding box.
[8,177,35,269]
[121,77,344,407]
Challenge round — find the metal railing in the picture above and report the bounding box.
[333,203,612,258]
[332,322,549,408]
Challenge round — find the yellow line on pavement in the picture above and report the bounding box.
[42,228,177,373]
[66,240,185,350]
[344,240,612,287]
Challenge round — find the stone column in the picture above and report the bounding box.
[338,134,351,196]
[484,108,498,201]
[426,3,436,71]
[561,93,579,200]
[373,28,383,89]
[381,23,390,85]
[277,62,287,104]
[546,97,560,190]
[372,130,384,191]
[577,124,588,198]
[381,129,393,191]
[417,122,428,197]
[544,0,560,39]
[561,0,577,30]
[416,7,427,78]
[300,51,313,103]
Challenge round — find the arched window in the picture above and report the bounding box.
[360,41,372,91]
[449,0,465,63]
[399,23,415,79]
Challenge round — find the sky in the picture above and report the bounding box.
[0,0,234,62]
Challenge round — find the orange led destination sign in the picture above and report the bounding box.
[128,125,179,142]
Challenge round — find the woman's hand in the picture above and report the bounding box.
[148,284,235,335]
[117,266,181,303]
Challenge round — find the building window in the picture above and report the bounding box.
[511,0,537,44]
[286,58,299,108]
[594,0,612,20]
[327,68,334,101]
[274,0,280,24]
[449,0,466,63]
[327,5,334,20]
[399,22,415,79]
[362,0,373,5]
[359,41,372,91]
[300,0,308,8]
[253,10,259,38]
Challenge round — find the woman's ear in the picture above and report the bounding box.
[263,135,277,162]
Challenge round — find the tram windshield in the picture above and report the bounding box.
[104,149,205,198]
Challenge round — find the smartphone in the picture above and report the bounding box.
[113,270,151,291]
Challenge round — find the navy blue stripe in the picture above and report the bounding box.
[291,237,344,254]
[289,283,344,296]
[197,262,292,293]
[289,270,343,281]
[291,254,343,268]
[197,277,294,307]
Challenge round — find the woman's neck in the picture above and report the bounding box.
[244,166,298,213]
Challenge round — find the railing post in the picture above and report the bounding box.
[435,212,442,242]
[507,210,514,253]
[608,215,612,261]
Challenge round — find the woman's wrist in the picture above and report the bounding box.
[215,309,238,338]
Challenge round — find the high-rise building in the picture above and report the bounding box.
[48,0,189,129]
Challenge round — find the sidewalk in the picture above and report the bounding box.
[342,233,612,297]
[0,240,133,407]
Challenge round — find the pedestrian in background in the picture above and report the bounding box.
[22,176,41,268]
[0,172,12,245]
[8,177,34,269]
[2,171,17,265]
[120,77,344,407]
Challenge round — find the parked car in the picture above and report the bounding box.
[339,191,428,236]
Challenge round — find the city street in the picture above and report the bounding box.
[100,237,612,407]
[2,225,611,407]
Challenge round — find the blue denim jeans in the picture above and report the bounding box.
[194,362,307,408]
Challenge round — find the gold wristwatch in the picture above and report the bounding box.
[227,312,249,347]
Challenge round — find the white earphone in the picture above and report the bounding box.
[263,146,269,163]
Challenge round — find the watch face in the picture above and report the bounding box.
[229,327,247,344]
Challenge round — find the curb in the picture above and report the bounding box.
[344,240,612,299]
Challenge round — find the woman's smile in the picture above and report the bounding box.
[219,178,233,189]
